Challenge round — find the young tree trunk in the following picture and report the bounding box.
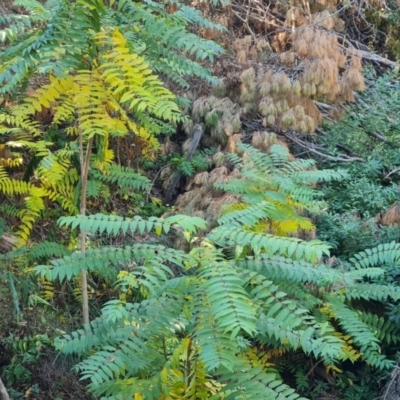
[380,359,400,400]
[79,133,94,325]
[0,378,10,400]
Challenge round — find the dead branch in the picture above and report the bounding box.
[0,233,17,253]
[338,36,397,68]
[384,167,400,180]
[365,130,390,143]
[335,143,362,157]
[284,132,365,162]
[357,50,397,68]
[314,101,332,110]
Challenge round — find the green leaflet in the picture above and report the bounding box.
[34,144,400,398]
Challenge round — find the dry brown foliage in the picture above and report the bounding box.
[381,202,400,226]
[201,0,368,138]
[190,95,242,146]
[174,130,291,225]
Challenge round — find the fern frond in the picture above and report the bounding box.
[0,178,47,243]
[327,296,394,370]
[45,183,79,215]
[291,168,349,184]
[344,283,400,302]
[114,0,224,87]
[58,213,206,237]
[220,362,307,400]
[250,275,344,364]
[35,244,192,281]
[0,113,42,137]
[97,29,181,122]
[237,256,345,286]
[0,204,20,218]
[193,291,242,371]
[0,13,32,44]
[216,143,346,239]
[57,296,188,397]
[15,184,44,202]
[36,153,71,185]
[199,261,257,337]
[357,311,400,345]
[209,226,330,263]
[349,241,400,269]
[92,164,151,190]
[28,241,71,261]
[13,0,51,20]
[218,201,278,227]
[38,277,55,301]
[18,192,46,242]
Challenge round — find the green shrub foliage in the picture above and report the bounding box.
[0,0,224,94]
[34,144,400,399]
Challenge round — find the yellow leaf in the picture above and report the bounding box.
[151,196,162,206]
[183,231,191,242]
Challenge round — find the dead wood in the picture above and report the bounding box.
[0,233,17,253]
[380,363,400,400]
[358,50,397,68]
[283,132,365,162]
[164,124,203,205]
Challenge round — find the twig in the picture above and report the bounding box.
[146,165,169,202]
[384,167,400,179]
[298,0,358,29]
[231,8,256,38]
[306,359,323,378]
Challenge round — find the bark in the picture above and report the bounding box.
[78,133,93,326]
[381,363,400,400]
[0,378,10,400]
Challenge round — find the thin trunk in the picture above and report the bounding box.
[0,378,10,400]
[79,132,94,325]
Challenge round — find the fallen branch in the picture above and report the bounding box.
[284,132,365,162]
[335,143,362,158]
[365,130,390,143]
[358,50,397,68]
[337,38,397,68]
[384,167,400,180]
[0,233,17,253]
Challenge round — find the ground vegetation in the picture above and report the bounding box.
[1,0,400,399]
